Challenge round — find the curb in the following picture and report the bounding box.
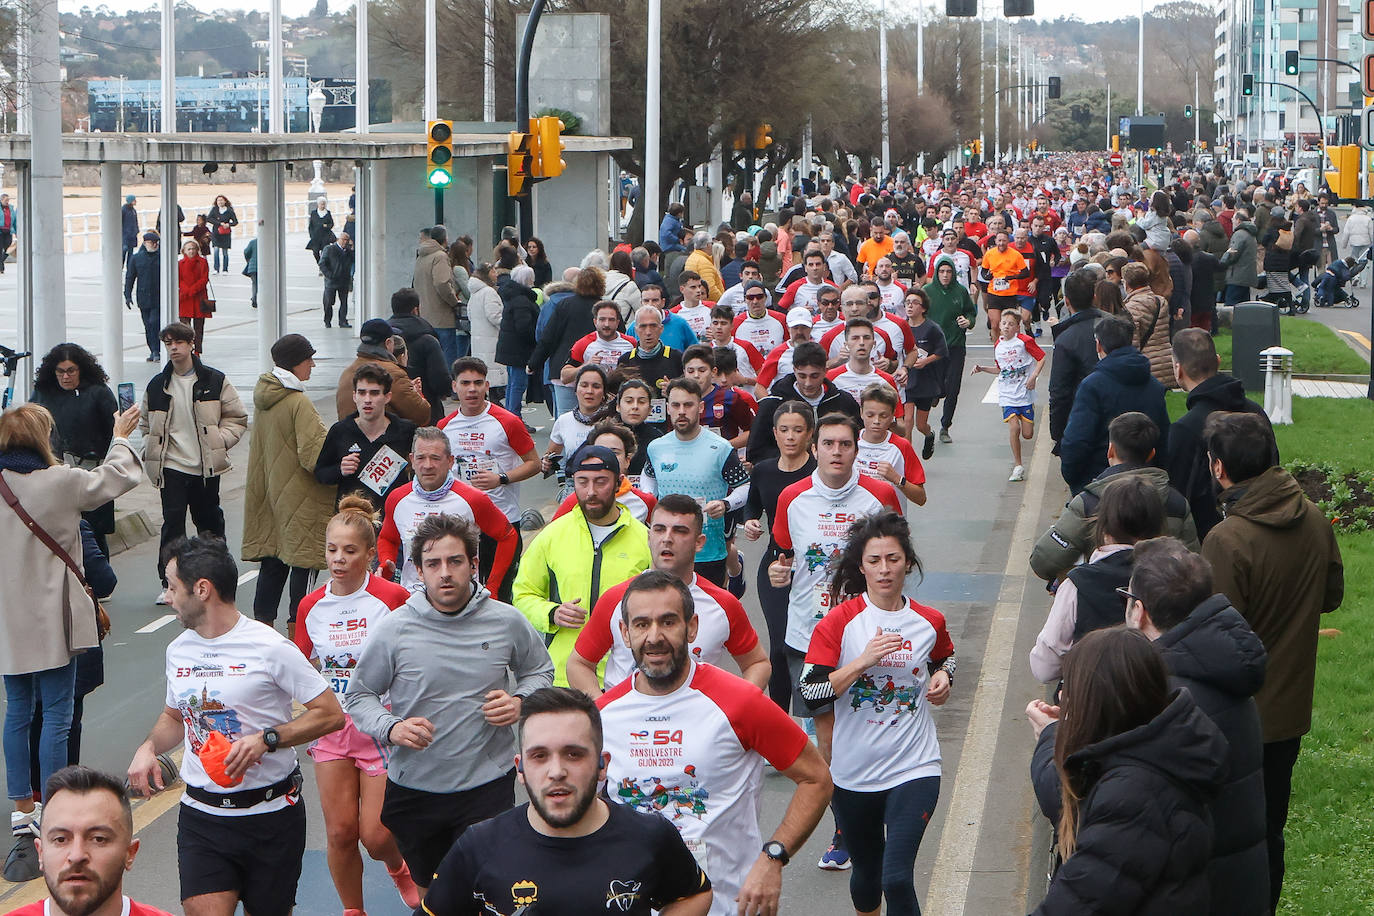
[107,509,157,557]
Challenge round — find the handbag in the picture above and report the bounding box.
[0,471,111,643]
[201,277,217,315]
[1275,228,1293,251]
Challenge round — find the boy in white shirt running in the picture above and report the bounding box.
[971,310,1045,482]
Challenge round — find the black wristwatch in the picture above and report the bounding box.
[262,727,281,753]
[762,840,790,866]
[498,471,510,486]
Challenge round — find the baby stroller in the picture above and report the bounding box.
[1314,255,1367,309]
[1258,269,1312,315]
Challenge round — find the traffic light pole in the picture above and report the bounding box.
[514,0,548,242]
[1256,80,1325,171]
[435,187,444,226]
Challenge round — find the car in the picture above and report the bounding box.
[1196,154,1214,170]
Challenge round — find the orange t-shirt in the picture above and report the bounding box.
[857,236,896,275]
[982,245,1028,297]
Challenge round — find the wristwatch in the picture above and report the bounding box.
[498,471,511,486]
[262,727,281,753]
[762,840,790,866]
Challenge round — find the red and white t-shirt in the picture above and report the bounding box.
[437,403,535,521]
[805,594,953,791]
[598,662,808,915]
[873,312,916,365]
[819,324,896,363]
[377,479,517,592]
[773,471,902,650]
[295,574,410,696]
[992,333,1046,408]
[777,278,839,311]
[856,432,925,511]
[827,364,905,417]
[8,899,175,916]
[568,331,636,372]
[731,311,787,353]
[574,574,760,688]
[874,279,908,314]
[671,303,713,342]
[713,338,764,375]
[756,343,795,390]
[811,313,844,336]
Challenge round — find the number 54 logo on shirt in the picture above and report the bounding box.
[630,729,683,745]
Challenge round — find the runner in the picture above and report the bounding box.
[825,319,905,418]
[550,420,658,523]
[810,288,846,337]
[741,401,818,712]
[598,570,833,916]
[615,379,666,485]
[6,766,175,916]
[127,537,345,916]
[543,364,612,491]
[871,257,907,314]
[315,363,418,514]
[567,494,769,694]
[755,307,819,394]
[418,687,713,916]
[855,384,927,512]
[617,306,685,429]
[437,357,540,525]
[707,305,763,385]
[981,230,1031,343]
[671,272,713,343]
[376,427,519,597]
[818,288,897,368]
[777,250,840,311]
[293,497,420,914]
[344,513,554,895]
[718,261,774,315]
[971,310,1046,482]
[800,511,955,916]
[563,300,635,377]
[730,284,787,353]
[680,346,756,451]
[899,287,949,454]
[748,342,861,466]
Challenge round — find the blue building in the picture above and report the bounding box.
[86,76,390,133]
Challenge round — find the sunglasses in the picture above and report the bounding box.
[744,293,766,301]
[867,293,881,300]
[819,298,840,306]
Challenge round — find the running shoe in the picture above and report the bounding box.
[817,844,852,870]
[388,860,422,908]
[1009,465,1026,482]
[922,433,936,460]
[939,428,953,444]
[727,570,747,598]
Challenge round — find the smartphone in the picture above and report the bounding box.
[118,382,136,412]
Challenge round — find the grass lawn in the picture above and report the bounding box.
[1213,317,1370,378]
[1165,392,1374,469]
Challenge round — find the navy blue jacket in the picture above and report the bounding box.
[121,204,140,248]
[1058,346,1170,495]
[123,245,160,311]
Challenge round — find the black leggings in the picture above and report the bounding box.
[831,775,941,916]
[252,557,317,625]
[755,548,793,711]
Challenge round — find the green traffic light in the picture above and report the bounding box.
[428,168,452,188]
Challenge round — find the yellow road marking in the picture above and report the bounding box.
[1335,328,1372,351]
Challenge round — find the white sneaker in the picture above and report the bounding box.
[1009,465,1026,482]
[155,589,172,606]
[10,804,40,838]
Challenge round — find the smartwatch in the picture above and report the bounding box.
[498,471,511,486]
[762,840,790,866]
[262,727,281,753]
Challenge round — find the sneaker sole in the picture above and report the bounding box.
[817,860,853,871]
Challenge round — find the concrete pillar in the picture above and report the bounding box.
[257,163,287,370]
[161,166,179,329]
[354,163,371,322]
[101,164,125,385]
[27,0,67,356]
[366,162,386,323]
[13,160,33,404]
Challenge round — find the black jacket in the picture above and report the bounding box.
[1291,210,1318,254]
[1190,249,1220,316]
[526,291,598,375]
[390,313,451,424]
[494,275,542,367]
[1047,307,1102,445]
[1156,594,1269,916]
[1164,374,1275,539]
[314,413,418,512]
[319,243,354,290]
[124,245,161,311]
[307,208,336,251]
[747,376,860,465]
[1058,346,1171,495]
[1030,690,1227,916]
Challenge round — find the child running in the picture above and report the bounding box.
[972,309,1045,482]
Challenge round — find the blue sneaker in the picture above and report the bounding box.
[817,844,851,870]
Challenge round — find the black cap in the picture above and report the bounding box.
[359,318,395,346]
[565,444,621,478]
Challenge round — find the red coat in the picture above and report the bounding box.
[178,255,210,319]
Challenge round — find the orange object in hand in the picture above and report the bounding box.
[198,731,242,788]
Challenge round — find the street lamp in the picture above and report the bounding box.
[307,83,326,133]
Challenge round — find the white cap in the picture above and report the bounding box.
[787,306,814,327]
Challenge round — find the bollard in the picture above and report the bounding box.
[1261,346,1294,425]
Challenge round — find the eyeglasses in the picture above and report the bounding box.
[1115,586,1140,604]
[54,366,79,376]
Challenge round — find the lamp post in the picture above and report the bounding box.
[308,83,325,133]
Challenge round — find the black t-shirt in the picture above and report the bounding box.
[889,251,925,286]
[625,421,665,476]
[421,801,710,916]
[745,456,817,552]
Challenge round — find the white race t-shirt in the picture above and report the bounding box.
[598,662,808,916]
[992,333,1046,408]
[856,432,925,512]
[731,312,786,353]
[550,411,595,456]
[804,594,953,791]
[437,403,536,521]
[568,332,636,372]
[294,575,410,696]
[165,615,329,815]
[826,365,906,417]
[673,304,714,342]
[379,480,516,591]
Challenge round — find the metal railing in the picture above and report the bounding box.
[61,199,317,253]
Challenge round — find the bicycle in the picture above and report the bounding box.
[0,344,31,409]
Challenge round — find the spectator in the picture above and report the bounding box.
[525,236,553,287]
[529,266,606,418]
[495,265,542,420]
[448,240,473,359]
[685,231,726,300]
[466,264,507,401]
[124,232,163,362]
[1200,412,1344,911]
[658,201,687,254]
[1120,262,1174,388]
[631,246,665,291]
[206,194,238,274]
[120,194,140,268]
[388,287,452,425]
[1058,315,1170,495]
[604,249,641,322]
[242,236,258,310]
[415,226,462,367]
[747,341,860,466]
[1046,269,1102,448]
[1217,205,1259,307]
[177,241,211,355]
[333,319,431,427]
[318,232,355,329]
[1183,229,1220,331]
[306,197,336,266]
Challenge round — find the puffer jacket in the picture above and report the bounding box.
[1058,346,1171,495]
[1156,594,1270,916]
[241,372,335,570]
[138,357,248,486]
[757,240,783,289]
[1029,464,1198,583]
[1046,307,1102,444]
[1123,286,1175,388]
[685,248,725,300]
[1030,690,1227,916]
[603,269,640,323]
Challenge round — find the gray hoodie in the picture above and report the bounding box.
[344,584,554,793]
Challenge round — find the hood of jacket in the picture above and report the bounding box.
[1156,594,1268,701]
[1067,689,1228,800]
[1093,345,1153,386]
[1221,466,1309,530]
[355,342,396,363]
[1184,373,1250,414]
[1050,306,1102,340]
[254,370,302,411]
[1231,219,1257,240]
[406,581,493,623]
[1085,462,1172,498]
[417,237,446,258]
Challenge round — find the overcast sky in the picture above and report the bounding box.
[62,0,1168,24]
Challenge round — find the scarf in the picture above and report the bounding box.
[635,341,664,359]
[573,404,610,426]
[414,469,457,502]
[0,449,49,474]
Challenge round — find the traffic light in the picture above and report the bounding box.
[972,139,981,155]
[507,131,533,197]
[962,143,972,158]
[1284,50,1299,76]
[1047,77,1060,100]
[1242,73,1254,96]
[946,0,976,15]
[1111,134,1119,152]
[753,123,774,150]
[1004,0,1033,15]
[426,119,454,189]
[1185,104,1194,119]
[534,115,566,178]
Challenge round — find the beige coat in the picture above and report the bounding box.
[0,442,142,675]
[241,373,335,570]
[1124,286,1177,389]
[415,238,459,330]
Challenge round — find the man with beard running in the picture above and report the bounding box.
[419,687,712,916]
[598,571,833,916]
[4,766,174,916]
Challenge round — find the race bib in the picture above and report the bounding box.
[992,277,1010,292]
[812,580,833,621]
[360,446,407,496]
[649,398,667,423]
[460,454,497,481]
[323,666,353,696]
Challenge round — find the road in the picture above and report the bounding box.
[0,246,1065,913]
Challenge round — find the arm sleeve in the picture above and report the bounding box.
[798,612,843,708]
[458,482,519,595]
[217,381,249,450]
[1029,722,1062,822]
[719,592,761,655]
[293,399,329,473]
[79,520,117,599]
[1029,499,1090,582]
[1322,524,1344,614]
[1201,533,1249,616]
[342,624,404,742]
[1029,581,1078,683]
[123,260,137,300]
[377,488,406,571]
[420,834,480,916]
[721,452,751,511]
[508,613,556,697]
[648,816,714,908]
[293,591,321,659]
[313,426,346,486]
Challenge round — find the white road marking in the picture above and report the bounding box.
[134,614,177,634]
[924,415,1055,915]
[238,570,259,585]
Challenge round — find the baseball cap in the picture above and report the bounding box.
[565,444,621,478]
[787,307,814,327]
[359,318,396,345]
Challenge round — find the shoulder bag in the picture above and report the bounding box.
[0,471,111,642]
[201,276,217,314]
